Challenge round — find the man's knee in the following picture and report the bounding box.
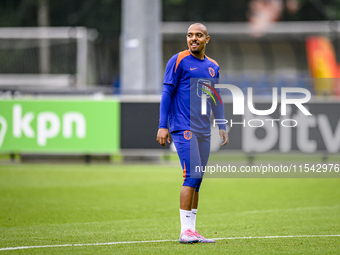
[183,177,202,191]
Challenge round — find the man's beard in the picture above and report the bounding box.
[190,47,201,54]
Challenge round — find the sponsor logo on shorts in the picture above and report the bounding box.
[183,130,192,140]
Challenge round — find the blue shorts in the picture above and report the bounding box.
[172,130,211,192]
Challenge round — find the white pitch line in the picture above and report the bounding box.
[214,234,340,240]
[0,234,339,251]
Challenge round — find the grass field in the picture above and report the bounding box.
[0,159,340,254]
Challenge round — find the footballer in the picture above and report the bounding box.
[157,23,229,243]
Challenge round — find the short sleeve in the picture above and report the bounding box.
[163,53,182,87]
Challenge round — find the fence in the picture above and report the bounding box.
[0,27,98,89]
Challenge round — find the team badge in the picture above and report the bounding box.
[183,130,192,140]
[209,67,215,77]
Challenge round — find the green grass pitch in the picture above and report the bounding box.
[0,162,339,254]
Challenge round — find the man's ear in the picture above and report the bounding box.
[206,35,210,44]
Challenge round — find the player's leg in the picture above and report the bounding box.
[190,191,199,234]
[192,133,210,211]
[172,130,202,243]
[173,131,201,211]
[191,133,215,243]
[192,191,199,209]
[180,185,195,211]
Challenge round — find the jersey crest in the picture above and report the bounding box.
[183,130,192,140]
[209,67,215,77]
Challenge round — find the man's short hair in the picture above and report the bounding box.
[187,23,209,36]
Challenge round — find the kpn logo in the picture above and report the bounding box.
[0,104,86,148]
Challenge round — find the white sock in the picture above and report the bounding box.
[191,209,197,231]
[180,209,192,233]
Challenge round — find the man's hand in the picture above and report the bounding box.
[219,129,229,146]
[157,128,170,147]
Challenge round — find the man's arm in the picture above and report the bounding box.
[211,92,229,146]
[157,84,176,147]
